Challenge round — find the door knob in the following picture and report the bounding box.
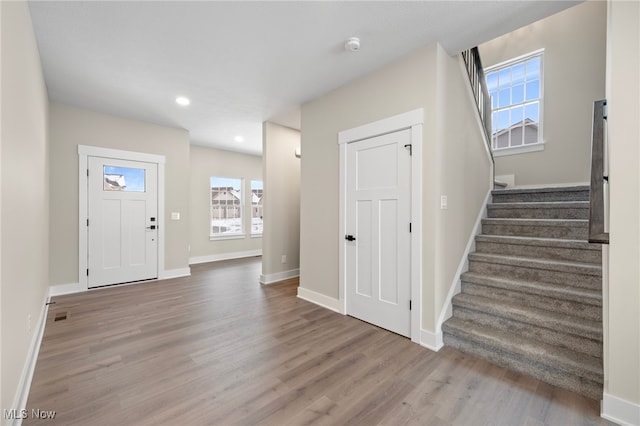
[345,234,356,241]
[146,225,156,230]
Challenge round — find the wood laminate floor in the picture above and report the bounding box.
[25,257,611,425]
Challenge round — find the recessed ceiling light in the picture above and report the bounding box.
[234,136,244,143]
[175,96,190,106]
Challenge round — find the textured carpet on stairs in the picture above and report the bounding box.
[442,185,603,400]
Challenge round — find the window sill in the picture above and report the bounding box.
[250,233,263,239]
[494,142,544,157]
[210,233,246,241]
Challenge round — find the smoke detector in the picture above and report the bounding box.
[345,37,360,52]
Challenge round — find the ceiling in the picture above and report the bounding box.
[28,1,580,156]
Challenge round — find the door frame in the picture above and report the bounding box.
[338,109,423,344]
[78,145,166,291]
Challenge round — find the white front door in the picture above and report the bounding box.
[345,129,412,337]
[87,156,158,288]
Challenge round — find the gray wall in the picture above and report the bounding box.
[480,1,606,186]
[189,145,262,262]
[1,1,50,413]
[300,44,437,302]
[49,103,191,287]
[300,43,491,332]
[261,122,300,280]
[432,46,493,328]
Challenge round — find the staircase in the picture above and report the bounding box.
[442,186,603,400]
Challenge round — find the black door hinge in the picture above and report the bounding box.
[409,300,412,310]
[409,222,412,233]
[87,169,89,177]
[404,144,412,156]
[87,219,89,226]
[86,269,89,276]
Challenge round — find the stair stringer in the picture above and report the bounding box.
[435,188,492,339]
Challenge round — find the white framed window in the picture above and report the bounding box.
[250,180,263,236]
[486,49,544,154]
[210,176,244,239]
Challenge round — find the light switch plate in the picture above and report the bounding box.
[171,212,180,220]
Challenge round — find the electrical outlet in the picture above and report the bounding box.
[441,195,448,210]
[27,314,32,334]
[281,255,287,264]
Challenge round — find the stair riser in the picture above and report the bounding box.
[461,273,601,308]
[451,305,602,359]
[452,295,602,342]
[488,206,589,220]
[468,260,601,290]
[442,332,602,400]
[461,281,602,322]
[475,241,602,264]
[492,190,590,203]
[482,223,588,240]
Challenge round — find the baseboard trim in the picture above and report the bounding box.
[189,250,262,265]
[420,328,444,352]
[436,188,491,332]
[260,268,299,285]
[297,287,343,314]
[10,294,50,426]
[602,393,640,426]
[158,267,191,280]
[49,267,191,297]
[49,282,84,297]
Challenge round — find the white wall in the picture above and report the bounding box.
[189,145,262,263]
[48,103,191,287]
[1,0,50,414]
[261,122,300,283]
[300,43,491,333]
[479,1,606,186]
[603,0,640,422]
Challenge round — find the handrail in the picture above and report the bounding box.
[588,99,609,244]
[461,47,494,163]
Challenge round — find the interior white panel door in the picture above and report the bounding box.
[88,156,158,288]
[345,129,411,337]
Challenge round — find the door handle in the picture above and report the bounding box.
[345,234,356,241]
[146,225,157,230]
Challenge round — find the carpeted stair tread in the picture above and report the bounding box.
[460,281,601,322]
[468,252,602,276]
[482,218,589,239]
[451,303,602,359]
[474,234,601,264]
[492,185,589,196]
[474,234,599,250]
[443,319,603,399]
[452,293,602,341]
[444,185,603,399]
[460,272,602,307]
[489,201,590,208]
[487,202,589,220]
[443,317,603,382]
[492,186,590,203]
[483,218,589,224]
